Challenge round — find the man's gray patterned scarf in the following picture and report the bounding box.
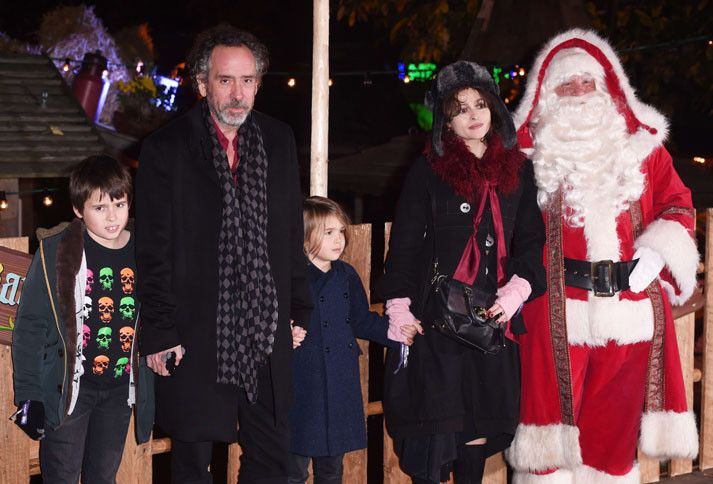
[202,100,278,403]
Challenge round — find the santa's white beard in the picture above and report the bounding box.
[530,90,645,227]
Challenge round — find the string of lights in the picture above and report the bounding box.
[0,189,59,211]
[50,32,711,84]
[620,34,712,53]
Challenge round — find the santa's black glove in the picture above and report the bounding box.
[11,400,45,440]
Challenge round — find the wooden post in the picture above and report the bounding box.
[483,453,507,484]
[0,179,20,237]
[701,208,713,470]
[310,0,329,197]
[639,452,659,483]
[341,224,372,483]
[116,415,153,484]
[669,311,695,476]
[227,443,242,483]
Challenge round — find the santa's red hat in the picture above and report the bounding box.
[514,29,668,157]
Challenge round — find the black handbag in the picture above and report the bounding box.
[426,264,505,354]
[425,198,505,354]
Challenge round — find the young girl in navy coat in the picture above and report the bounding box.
[288,197,415,484]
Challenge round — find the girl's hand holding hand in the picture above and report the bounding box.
[291,322,307,348]
[400,320,424,345]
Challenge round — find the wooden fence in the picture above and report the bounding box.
[1,210,713,483]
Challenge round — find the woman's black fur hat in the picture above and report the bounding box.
[425,61,517,155]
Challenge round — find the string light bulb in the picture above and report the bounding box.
[42,191,53,207]
[403,75,411,84]
[518,67,526,76]
[287,78,296,87]
[328,78,333,87]
[693,156,706,164]
[0,191,7,210]
[62,59,70,72]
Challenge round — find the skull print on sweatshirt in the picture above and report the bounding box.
[80,231,137,386]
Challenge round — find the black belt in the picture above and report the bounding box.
[564,258,639,297]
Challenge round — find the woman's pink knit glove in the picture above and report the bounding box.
[385,297,416,343]
[494,274,532,321]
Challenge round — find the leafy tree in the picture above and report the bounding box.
[336,0,480,62]
[587,0,713,117]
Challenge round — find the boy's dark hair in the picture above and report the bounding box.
[187,24,269,93]
[69,155,132,212]
[303,196,351,258]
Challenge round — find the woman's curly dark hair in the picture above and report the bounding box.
[187,24,269,92]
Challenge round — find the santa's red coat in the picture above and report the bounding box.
[506,145,699,476]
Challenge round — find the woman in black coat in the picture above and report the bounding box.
[377,62,546,483]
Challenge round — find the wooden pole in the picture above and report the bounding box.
[116,414,153,484]
[669,311,695,476]
[701,208,713,470]
[341,224,372,483]
[310,0,329,197]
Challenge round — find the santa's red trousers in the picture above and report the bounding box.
[537,340,651,478]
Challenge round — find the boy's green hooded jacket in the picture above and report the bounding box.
[12,218,154,443]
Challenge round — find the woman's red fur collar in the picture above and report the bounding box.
[427,134,524,200]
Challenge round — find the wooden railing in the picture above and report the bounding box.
[1,210,712,482]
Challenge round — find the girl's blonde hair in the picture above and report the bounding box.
[303,196,351,257]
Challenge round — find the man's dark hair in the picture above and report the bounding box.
[187,24,269,92]
[69,155,132,212]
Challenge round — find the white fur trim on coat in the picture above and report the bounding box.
[639,410,699,460]
[543,49,606,88]
[566,297,653,346]
[515,29,668,161]
[573,463,639,484]
[512,468,573,484]
[634,218,698,305]
[68,252,87,415]
[506,423,582,472]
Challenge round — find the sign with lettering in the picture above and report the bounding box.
[0,247,32,345]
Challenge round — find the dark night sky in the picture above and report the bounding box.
[0,0,420,156]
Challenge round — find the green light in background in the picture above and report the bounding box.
[406,63,437,82]
[492,66,503,85]
[410,103,433,131]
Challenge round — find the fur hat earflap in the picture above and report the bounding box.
[426,61,517,155]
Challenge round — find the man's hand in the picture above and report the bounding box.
[629,246,666,293]
[147,345,184,377]
[292,324,307,349]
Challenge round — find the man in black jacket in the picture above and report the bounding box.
[136,25,312,483]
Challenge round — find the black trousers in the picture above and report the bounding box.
[170,371,290,484]
[40,383,132,484]
[287,453,344,484]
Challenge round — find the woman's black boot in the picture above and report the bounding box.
[452,444,486,484]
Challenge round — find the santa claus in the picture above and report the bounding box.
[505,29,699,482]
